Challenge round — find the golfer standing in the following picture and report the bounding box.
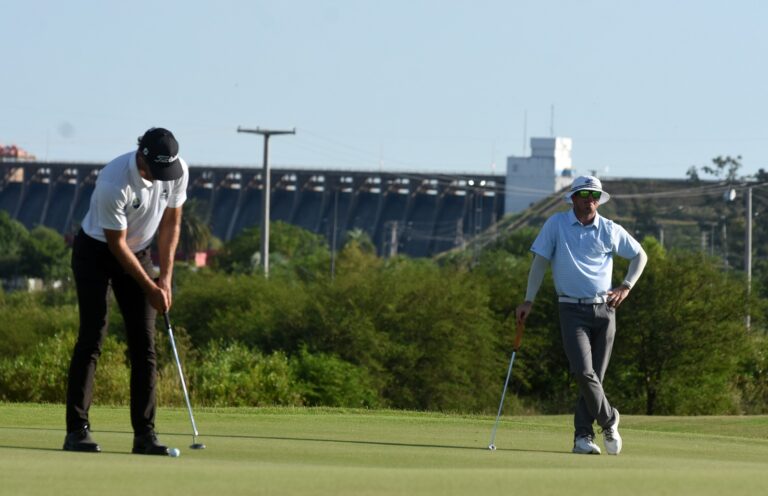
[516,176,647,455]
[64,128,188,455]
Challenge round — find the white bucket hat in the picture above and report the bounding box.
[564,175,611,205]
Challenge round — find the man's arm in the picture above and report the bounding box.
[104,228,168,312]
[516,254,549,324]
[156,206,182,308]
[606,247,648,308]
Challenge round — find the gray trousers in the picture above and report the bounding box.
[558,302,618,438]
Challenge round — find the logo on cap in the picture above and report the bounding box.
[154,154,178,164]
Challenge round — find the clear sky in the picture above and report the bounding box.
[2,0,766,179]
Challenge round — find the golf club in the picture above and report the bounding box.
[163,312,206,450]
[488,319,525,451]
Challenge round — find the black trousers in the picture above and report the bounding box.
[66,229,158,435]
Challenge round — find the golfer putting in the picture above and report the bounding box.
[516,176,647,455]
[63,127,189,455]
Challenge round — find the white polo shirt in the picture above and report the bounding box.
[81,151,188,252]
[530,209,642,299]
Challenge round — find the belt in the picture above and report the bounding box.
[558,295,608,304]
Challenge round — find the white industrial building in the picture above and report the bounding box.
[505,137,576,215]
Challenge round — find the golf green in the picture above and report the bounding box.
[1,403,767,495]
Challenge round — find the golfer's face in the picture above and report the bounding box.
[572,190,600,216]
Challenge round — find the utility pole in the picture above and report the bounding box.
[237,126,296,277]
[745,186,753,330]
[330,185,339,280]
[389,221,399,258]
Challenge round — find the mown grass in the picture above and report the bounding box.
[1,403,767,495]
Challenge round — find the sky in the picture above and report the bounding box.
[2,0,767,179]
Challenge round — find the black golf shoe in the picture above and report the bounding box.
[132,431,169,456]
[63,426,101,453]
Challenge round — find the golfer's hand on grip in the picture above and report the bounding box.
[157,275,173,309]
[515,301,532,326]
[147,285,170,313]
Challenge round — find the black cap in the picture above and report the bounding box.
[138,127,183,181]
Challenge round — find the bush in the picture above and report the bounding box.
[0,292,79,357]
[190,341,302,407]
[292,347,381,408]
[0,331,130,404]
[610,239,751,415]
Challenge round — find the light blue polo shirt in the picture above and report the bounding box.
[530,209,642,298]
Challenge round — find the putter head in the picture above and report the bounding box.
[488,444,496,451]
[190,443,206,450]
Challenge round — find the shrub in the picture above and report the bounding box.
[0,331,130,404]
[190,341,302,407]
[292,347,381,408]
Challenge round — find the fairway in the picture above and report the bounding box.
[1,404,767,495]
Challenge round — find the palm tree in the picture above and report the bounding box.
[179,199,213,262]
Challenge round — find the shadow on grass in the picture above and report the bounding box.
[199,433,568,455]
[0,426,567,456]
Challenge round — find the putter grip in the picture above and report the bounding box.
[513,321,525,351]
[163,312,171,329]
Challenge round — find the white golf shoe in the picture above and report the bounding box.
[572,435,601,454]
[603,409,622,455]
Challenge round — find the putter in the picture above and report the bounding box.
[163,312,206,450]
[488,319,525,451]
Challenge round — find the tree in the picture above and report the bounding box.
[685,166,700,182]
[609,238,750,414]
[214,221,330,278]
[753,168,768,182]
[178,198,214,261]
[688,155,743,183]
[19,226,71,281]
[343,229,376,254]
[0,211,29,279]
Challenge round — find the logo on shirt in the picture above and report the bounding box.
[132,195,141,209]
[161,188,169,200]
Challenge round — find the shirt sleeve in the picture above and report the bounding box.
[525,254,550,302]
[93,181,128,231]
[530,216,556,260]
[167,159,188,208]
[612,223,642,259]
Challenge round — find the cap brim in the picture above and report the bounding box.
[149,159,183,181]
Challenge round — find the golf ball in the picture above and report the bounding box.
[169,448,181,457]
[488,444,496,451]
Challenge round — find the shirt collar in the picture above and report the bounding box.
[568,208,601,229]
[129,152,154,190]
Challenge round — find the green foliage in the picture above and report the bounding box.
[19,225,71,281]
[178,198,214,260]
[0,331,130,404]
[610,238,750,415]
[214,222,330,279]
[0,210,29,279]
[312,258,501,412]
[0,213,71,282]
[171,271,312,350]
[191,341,302,406]
[0,291,79,357]
[471,248,578,414]
[292,347,380,408]
[1,215,766,416]
[702,155,742,182]
[486,226,540,257]
[734,331,768,414]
